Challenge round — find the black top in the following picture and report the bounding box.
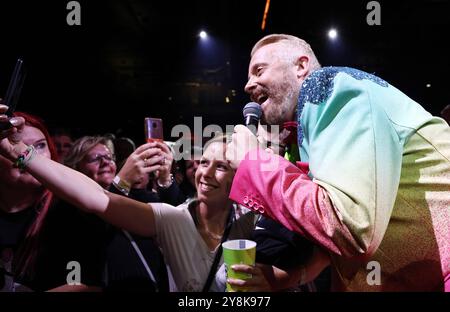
[105,184,171,292]
[103,230,169,292]
[0,207,37,249]
[128,188,160,204]
[1,200,108,291]
[111,180,186,206]
[253,216,314,270]
[0,207,37,291]
[26,200,108,291]
[157,181,187,206]
[253,216,331,292]
[100,180,188,292]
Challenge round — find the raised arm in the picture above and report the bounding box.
[0,106,157,237]
[29,147,157,237]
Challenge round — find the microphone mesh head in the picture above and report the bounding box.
[243,102,262,118]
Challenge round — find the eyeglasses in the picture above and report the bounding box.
[85,153,116,164]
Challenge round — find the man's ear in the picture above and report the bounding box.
[295,55,310,80]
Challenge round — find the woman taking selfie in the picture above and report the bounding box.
[0,111,106,291]
[0,106,266,291]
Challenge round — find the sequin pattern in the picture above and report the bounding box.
[297,66,389,146]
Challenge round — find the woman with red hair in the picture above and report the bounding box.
[0,112,106,291]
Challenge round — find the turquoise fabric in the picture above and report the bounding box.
[297,67,433,253]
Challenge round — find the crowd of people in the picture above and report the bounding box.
[1,33,448,292]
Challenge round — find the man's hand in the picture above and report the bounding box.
[226,125,259,170]
[0,104,26,161]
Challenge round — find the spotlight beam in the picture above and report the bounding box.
[261,0,271,31]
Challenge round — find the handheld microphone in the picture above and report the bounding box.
[242,102,262,135]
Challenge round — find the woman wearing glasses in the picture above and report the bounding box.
[0,106,268,291]
[64,137,118,189]
[64,136,189,291]
[63,136,177,292]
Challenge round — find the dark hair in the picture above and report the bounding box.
[12,112,58,279]
[176,159,198,199]
[50,127,73,139]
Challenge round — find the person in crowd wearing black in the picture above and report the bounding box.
[0,125,265,292]
[0,111,106,291]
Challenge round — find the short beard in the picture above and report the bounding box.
[261,80,298,127]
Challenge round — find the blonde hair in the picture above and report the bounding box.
[203,132,232,151]
[64,136,115,170]
[251,34,321,71]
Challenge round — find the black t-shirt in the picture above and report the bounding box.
[106,184,169,292]
[128,188,159,204]
[253,216,331,292]
[22,200,109,291]
[104,230,169,292]
[253,216,314,270]
[0,207,37,291]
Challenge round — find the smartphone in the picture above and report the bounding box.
[144,117,164,143]
[0,58,26,130]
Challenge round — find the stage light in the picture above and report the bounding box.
[328,29,338,40]
[199,30,207,39]
[426,83,431,88]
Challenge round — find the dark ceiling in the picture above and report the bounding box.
[0,0,449,143]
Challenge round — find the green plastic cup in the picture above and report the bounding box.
[222,239,257,292]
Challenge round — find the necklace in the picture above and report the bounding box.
[190,200,231,243]
[200,228,223,241]
[198,220,224,241]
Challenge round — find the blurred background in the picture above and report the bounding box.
[0,0,449,144]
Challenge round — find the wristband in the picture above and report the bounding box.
[113,175,131,196]
[14,145,36,171]
[157,173,174,189]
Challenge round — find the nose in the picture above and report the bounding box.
[99,156,113,166]
[202,162,215,179]
[244,76,257,94]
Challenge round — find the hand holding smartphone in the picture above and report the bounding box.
[144,117,163,143]
[0,58,26,130]
[144,117,164,179]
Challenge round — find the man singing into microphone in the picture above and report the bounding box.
[226,34,450,291]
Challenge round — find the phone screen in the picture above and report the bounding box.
[144,117,163,143]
